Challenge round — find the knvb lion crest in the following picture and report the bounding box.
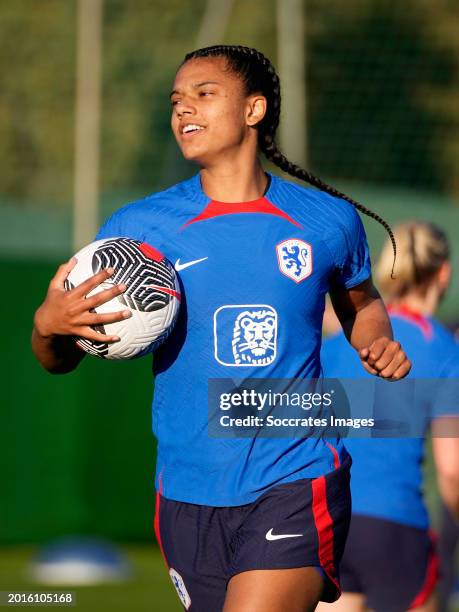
[276,239,312,283]
[169,568,191,610]
[214,305,278,367]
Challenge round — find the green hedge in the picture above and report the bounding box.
[1,259,156,544]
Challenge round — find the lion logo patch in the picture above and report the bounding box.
[214,305,278,366]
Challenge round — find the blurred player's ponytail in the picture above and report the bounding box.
[184,44,397,275]
[376,221,450,299]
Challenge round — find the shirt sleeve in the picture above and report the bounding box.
[95,212,121,241]
[95,205,145,243]
[326,202,372,289]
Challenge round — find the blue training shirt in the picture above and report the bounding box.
[321,306,459,529]
[97,171,371,506]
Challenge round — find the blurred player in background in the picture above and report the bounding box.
[438,502,459,612]
[32,46,411,611]
[437,320,459,612]
[319,221,459,612]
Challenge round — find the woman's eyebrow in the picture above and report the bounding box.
[170,81,221,98]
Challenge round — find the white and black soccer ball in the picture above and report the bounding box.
[65,237,181,360]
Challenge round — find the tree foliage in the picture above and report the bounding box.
[1,0,459,210]
[307,0,459,195]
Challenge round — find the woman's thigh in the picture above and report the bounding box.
[223,567,325,612]
[316,593,366,612]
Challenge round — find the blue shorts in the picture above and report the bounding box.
[340,515,438,611]
[154,454,351,611]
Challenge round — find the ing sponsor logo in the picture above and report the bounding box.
[213,305,278,367]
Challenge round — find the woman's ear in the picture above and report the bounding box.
[437,260,451,293]
[246,95,267,127]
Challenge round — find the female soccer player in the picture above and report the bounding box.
[32,46,411,611]
[320,221,459,612]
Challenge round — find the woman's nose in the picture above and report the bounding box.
[175,100,196,118]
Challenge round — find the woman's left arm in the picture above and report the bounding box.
[329,277,411,380]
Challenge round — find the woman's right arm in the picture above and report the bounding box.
[32,257,130,374]
[432,432,459,521]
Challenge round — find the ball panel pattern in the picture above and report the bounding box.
[64,277,111,357]
[91,238,177,313]
[65,238,180,360]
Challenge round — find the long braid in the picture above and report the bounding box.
[184,45,397,276]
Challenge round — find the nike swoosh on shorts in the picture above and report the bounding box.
[265,528,304,541]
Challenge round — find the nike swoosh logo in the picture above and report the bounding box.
[265,528,303,541]
[175,257,208,271]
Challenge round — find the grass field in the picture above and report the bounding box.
[0,541,457,611]
[0,544,181,611]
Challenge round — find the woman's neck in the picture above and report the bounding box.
[390,288,439,317]
[199,158,268,203]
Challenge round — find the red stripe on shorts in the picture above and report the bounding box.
[312,475,341,594]
[408,530,439,609]
[326,442,341,469]
[154,476,169,568]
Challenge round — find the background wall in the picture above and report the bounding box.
[1,258,156,543]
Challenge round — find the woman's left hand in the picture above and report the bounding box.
[359,337,411,380]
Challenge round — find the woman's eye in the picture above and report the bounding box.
[171,100,180,106]
[200,91,213,97]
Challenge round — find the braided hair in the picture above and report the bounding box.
[183,45,396,276]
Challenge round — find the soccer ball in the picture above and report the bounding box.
[65,237,181,360]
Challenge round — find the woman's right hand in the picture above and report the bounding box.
[34,257,131,344]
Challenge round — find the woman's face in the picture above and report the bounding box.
[170,57,261,166]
